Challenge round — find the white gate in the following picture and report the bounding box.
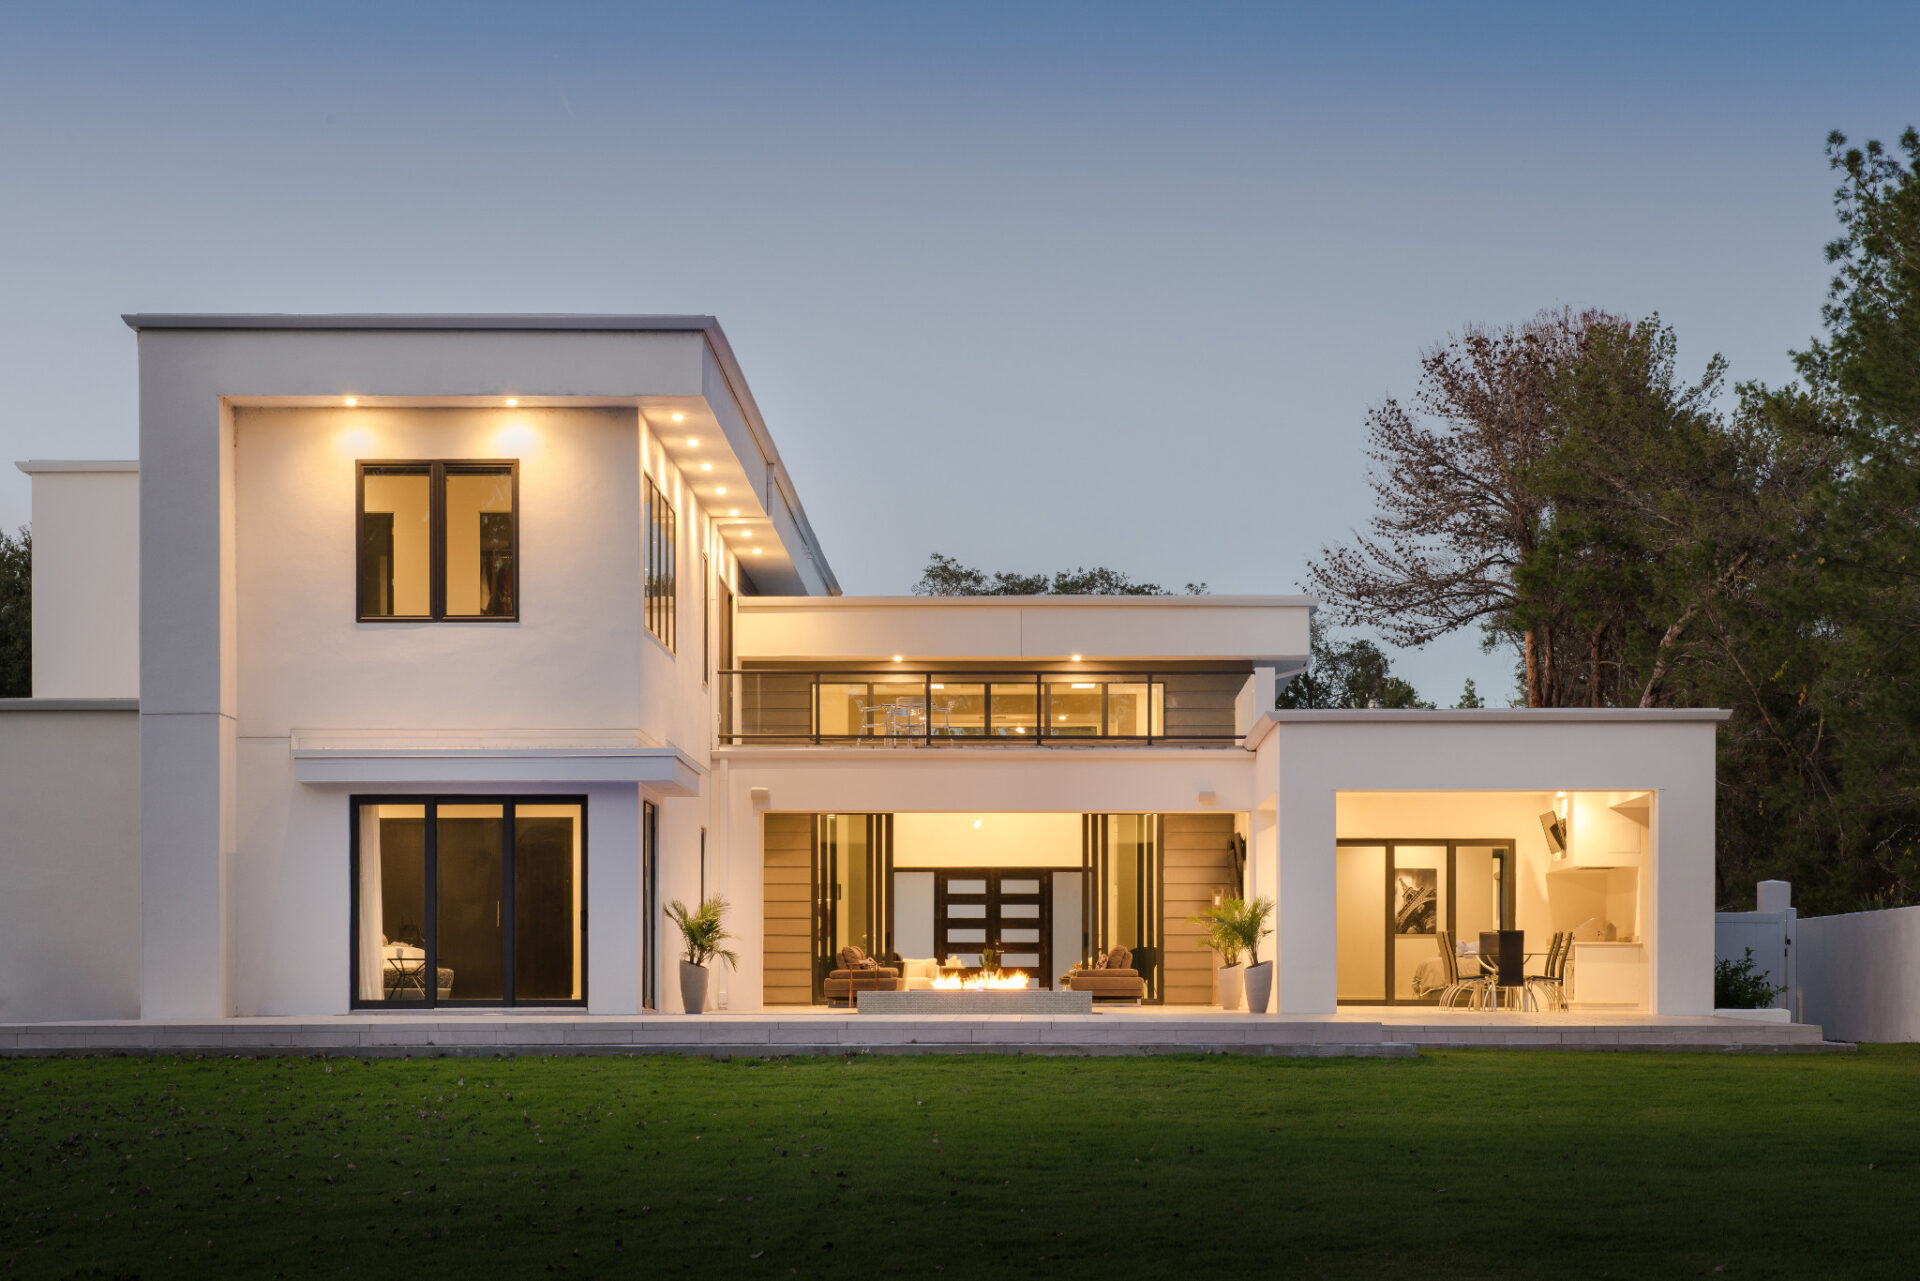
[1714,907,1796,1017]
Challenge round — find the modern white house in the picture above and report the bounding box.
[0,314,1728,1029]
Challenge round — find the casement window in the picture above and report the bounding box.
[357,461,518,621]
[646,475,677,650]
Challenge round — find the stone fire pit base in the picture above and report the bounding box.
[855,989,1094,1015]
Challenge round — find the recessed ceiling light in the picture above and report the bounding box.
[685,438,699,448]
[343,397,358,407]
[670,412,685,422]
[699,462,713,472]
[505,398,519,407]
[1070,653,1083,662]
[751,547,764,555]
[1071,683,1096,690]
[892,655,904,663]
[972,820,983,829]
[715,486,727,495]
[728,508,739,516]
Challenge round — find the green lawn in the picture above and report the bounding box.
[3,1048,1916,1279]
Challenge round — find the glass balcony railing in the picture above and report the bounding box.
[717,669,1243,745]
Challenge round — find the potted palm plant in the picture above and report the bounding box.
[1190,902,1246,1010]
[665,897,738,1014]
[1232,895,1276,1014]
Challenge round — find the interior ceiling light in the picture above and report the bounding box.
[1071,653,1083,662]
[685,437,699,448]
[892,655,904,662]
[343,397,358,406]
[1071,682,1096,690]
[1057,715,1067,721]
[728,508,739,516]
[700,462,713,471]
[972,820,983,829]
[751,547,764,555]
[670,412,685,422]
[715,486,727,495]
[505,398,519,407]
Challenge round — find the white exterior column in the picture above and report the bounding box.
[1649,768,1716,1015]
[138,360,237,1019]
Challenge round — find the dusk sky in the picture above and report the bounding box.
[2,1,1915,700]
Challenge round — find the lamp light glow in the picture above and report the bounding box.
[505,398,519,407]
[343,397,358,407]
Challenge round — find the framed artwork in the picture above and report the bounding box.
[1394,868,1438,935]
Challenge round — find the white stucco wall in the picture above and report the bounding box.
[19,464,139,699]
[1253,710,1722,1016]
[1798,906,1920,1042]
[0,705,141,1021]
[738,596,1311,664]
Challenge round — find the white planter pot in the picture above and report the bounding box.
[1215,963,1245,1011]
[679,961,710,1014]
[1714,1006,1791,1023]
[1243,961,1273,1015]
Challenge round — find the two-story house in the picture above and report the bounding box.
[0,315,1724,1028]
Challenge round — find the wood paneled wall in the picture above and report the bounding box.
[1160,814,1239,1006]
[763,814,814,1005]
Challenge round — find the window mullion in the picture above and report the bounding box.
[430,462,447,620]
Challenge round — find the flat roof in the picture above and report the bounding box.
[118,313,838,595]
[740,594,1317,609]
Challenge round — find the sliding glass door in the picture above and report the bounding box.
[1335,838,1513,1004]
[352,796,587,1008]
[1082,814,1162,1001]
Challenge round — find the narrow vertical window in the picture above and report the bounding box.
[443,465,517,618]
[646,475,677,651]
[702,551,711,685]
[358,466,432,617]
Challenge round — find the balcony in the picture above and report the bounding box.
[718,669,1243,746]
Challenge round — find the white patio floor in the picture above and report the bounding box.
[0,1005,1833,1056]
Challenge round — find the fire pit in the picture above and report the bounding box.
[857,971,1093,1014]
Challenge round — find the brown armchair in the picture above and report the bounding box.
[823,945,900,1006]
[1066,946,1146,1003]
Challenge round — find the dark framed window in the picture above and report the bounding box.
[645,476,676,650]
[357,461,518,622]
[642,800,660,1012]
[350,795,587,1008]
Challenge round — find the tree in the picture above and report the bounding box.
[1277,617,1431,709]
[1454,677,1484,709]
[913,552,1206,596]
[0,526,28,698]
[1307,308,1613,705]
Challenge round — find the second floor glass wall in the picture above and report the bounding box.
[720,668,1245,745]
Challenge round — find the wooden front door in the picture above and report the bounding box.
[934,870,1052,986]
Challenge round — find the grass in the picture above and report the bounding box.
[3,1048,1917,1279]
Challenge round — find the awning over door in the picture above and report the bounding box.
[290,728,702,795]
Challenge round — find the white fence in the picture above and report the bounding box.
[1798,905,1920,1043]
[1712,879,1796,1017]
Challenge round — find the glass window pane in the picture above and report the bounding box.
[437,803,504,1001]
[514,804,583,1001]
[360,468,431,617]
[930,681,985,736]
[1105,683,1150,736]
[1392,845,1448,1000]
[989,683,1038,737]
[1044,679,1103,736]
[1336,845,1387,1002]
[359,803,427,1001]
[444,469,515,617]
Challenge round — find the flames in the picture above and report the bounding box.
[931,970,1031,991]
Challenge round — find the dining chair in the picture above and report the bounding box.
[1526,931,1573,1011]
[1433,930,1489,1008]
[1478,929,1535,1011]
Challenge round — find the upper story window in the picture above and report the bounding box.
[357,461,518,622]
[645,475,676,650]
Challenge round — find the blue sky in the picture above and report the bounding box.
[2,1,1915,700]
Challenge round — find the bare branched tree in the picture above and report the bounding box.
[1307,307,1615,706]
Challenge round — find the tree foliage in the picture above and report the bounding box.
[0,526,28,698]
[1277,617,1431,709]
[913,552,1206,597]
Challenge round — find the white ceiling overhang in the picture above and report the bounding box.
[290,729,703,795]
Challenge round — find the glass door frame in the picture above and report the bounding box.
[349,793,589,1010]
[1334,837,1514,1006]
[1082,813,1163,1003]
[809,814,893,1003]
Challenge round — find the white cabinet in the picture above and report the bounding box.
[1567,792,1650,867]
[1569,942,1647,1008]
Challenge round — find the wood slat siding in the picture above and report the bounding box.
[740,673,813,739]
[763,815,815,1005]
[1160,814,1239,1005]
[1160,674,1243,739]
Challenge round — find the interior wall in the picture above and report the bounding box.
[1053,870,1083,976]
[891,812,1082,869]
[893,871,935,957]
